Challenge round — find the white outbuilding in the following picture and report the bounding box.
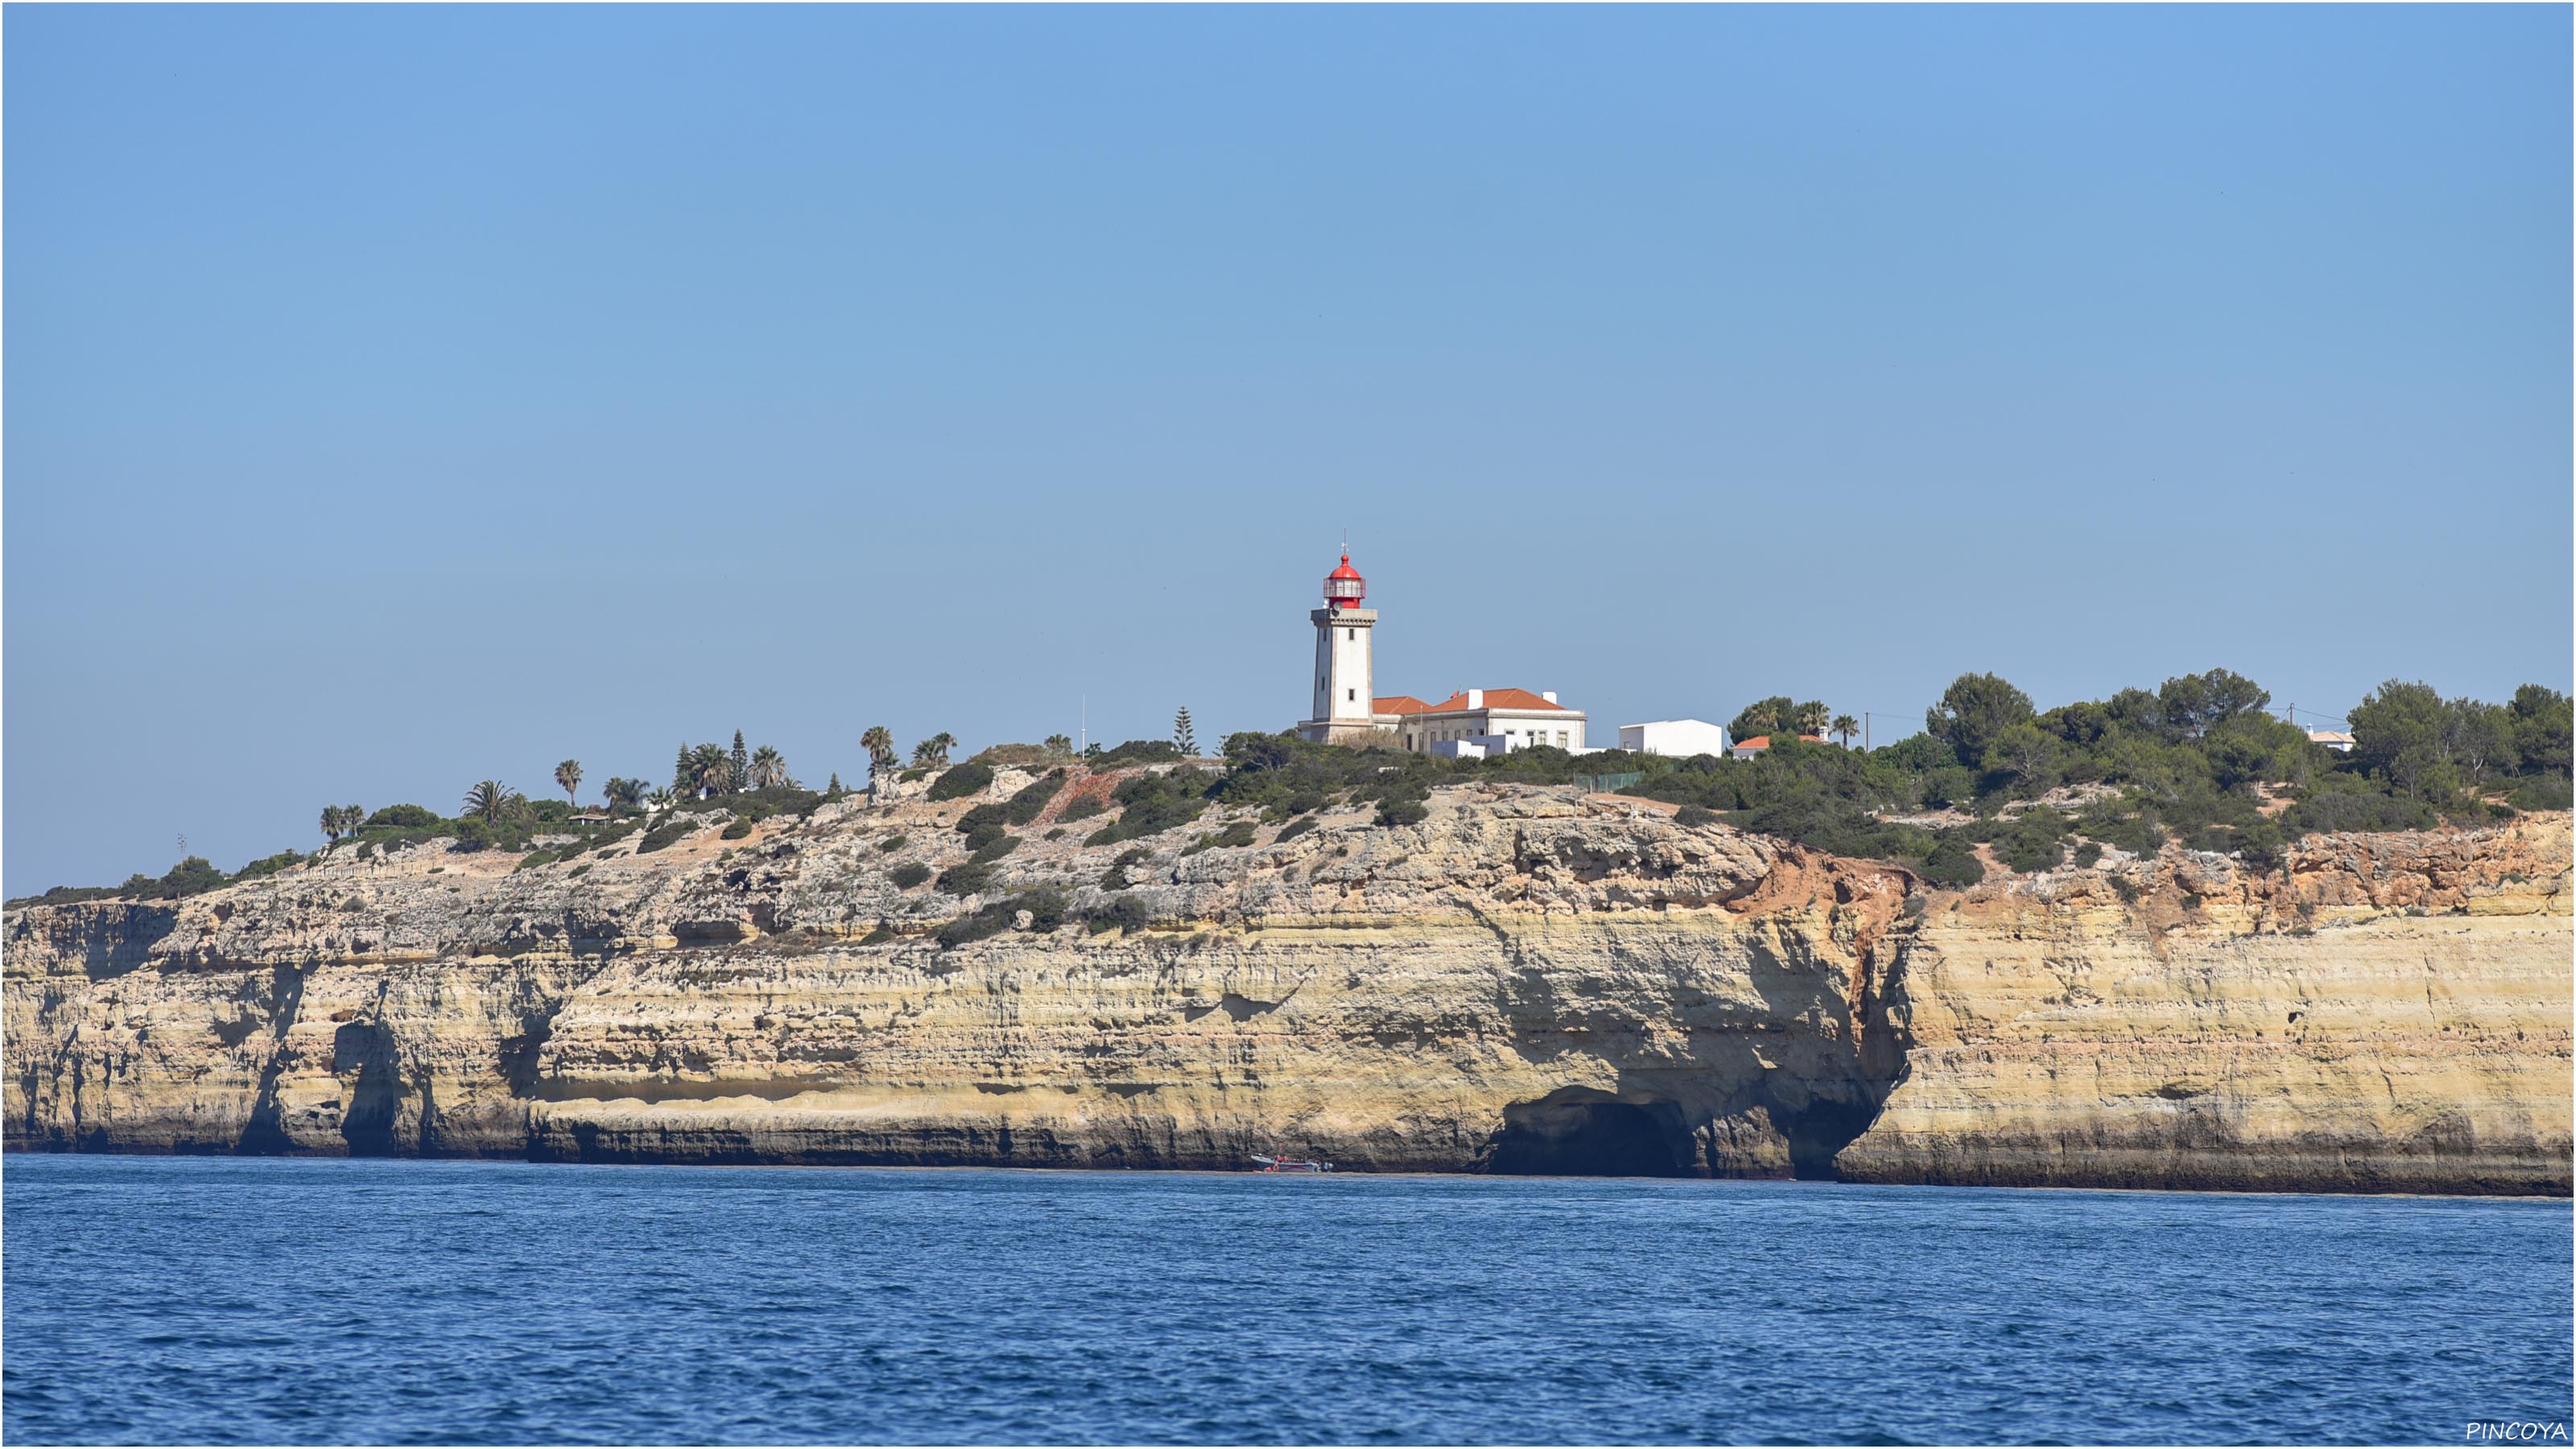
[1618,720,1731,759]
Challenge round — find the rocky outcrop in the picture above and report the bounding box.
[6,771,2566,1195]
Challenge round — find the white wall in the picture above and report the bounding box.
[1311,609,1375,723]
[1409,711,1583,753]
[1619,719,1730,758]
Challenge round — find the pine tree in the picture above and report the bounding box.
[731,731,750,794]
[1173,706,1197,758]
[673,741,692,795]
[828,771,843,795]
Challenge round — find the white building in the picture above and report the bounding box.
[1292,552,1587,753]
[2307,729,2356,753]
[1378,688,1586,754]
[1619,720,1730,759]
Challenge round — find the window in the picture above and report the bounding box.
[1556,731,1567,746]
[1347,688,1356,702]
[1347,628,1356,642]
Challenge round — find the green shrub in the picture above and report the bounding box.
[567,863,592,878]
[938,859,998,896]
[2509,775,2573,811]
[934,890,1063,947]
[233,849,305,882]
[927,762,996,801]
[889,862,931,890]
[860,925,898,946]
[1086,896,1153,935]
[515,851,559,871]
[2281,792,2437,836]
[899,767,928,783]
[1918,836,1984,889]
[1001,770,1066,825]
[365,804,440,829]
[1275,817,1316,843]
[2000,809,2070,874]
[720,819,753,840]
[1183,820,1258,855]
[1094,740,1183,766]
[2070,840,2103,869]
[879,834,908,852]
[634,816,702,855]
[1058,797,1106,824]
[956,803,1012,853]
[1674,805,1719,828]
[1100,847,1151,890]
[6,884,126,907]
[2235,817,2286,870]
[936,905,1013,948]
[1375,795,1428,828]
[1085,770,1211,845]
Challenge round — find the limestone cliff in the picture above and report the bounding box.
[6,769,2566,1195]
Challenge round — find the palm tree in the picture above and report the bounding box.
[750,745,788,790]
[1794,701,1831,739]
[645,786,675,807]
[1043,733,1073,756]
[320,805,346,842]
[1831,714,1860,749]
[861,726,896,778]
[555,759,584,806]
[1742,702,1782,736]
[462,780,520,824]
[913,733,955,767]
[604,777,647,810]
[687,743,731,799]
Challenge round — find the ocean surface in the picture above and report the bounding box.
[3,1156,2568,1446]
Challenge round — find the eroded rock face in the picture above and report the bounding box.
[1842,817,2574,1195]
[6,772,2566,1195]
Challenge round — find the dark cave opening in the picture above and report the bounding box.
[1776,1096,1880,1181]
[1487,1091,1698,1178]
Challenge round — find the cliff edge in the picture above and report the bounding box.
[7,770,2566,1194]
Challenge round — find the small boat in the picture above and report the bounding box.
[1250,1155,1335,1174]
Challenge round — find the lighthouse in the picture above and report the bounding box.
[1297,552,1381,744]
[1290,549,1590,753]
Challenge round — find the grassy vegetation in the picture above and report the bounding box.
[16,672,2563,910]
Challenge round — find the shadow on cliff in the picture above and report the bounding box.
[330,1021,402,1156]
[1481,902,1923,1182]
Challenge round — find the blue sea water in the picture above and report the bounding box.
[2,1156,2568,1446]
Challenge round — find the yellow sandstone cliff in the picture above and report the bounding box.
[6,770,2566,1194]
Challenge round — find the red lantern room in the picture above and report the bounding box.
[1323,552,1366,610]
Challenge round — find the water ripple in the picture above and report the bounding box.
[2,1156,2568,1444]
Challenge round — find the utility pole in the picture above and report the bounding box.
[1863,712,1870,752]
[1080,696,1087,751]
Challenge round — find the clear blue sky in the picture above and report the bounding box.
[6,6,2569,894]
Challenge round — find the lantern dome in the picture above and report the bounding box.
[1323,553,1365,609]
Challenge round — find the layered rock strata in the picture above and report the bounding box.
[6,770,2566,1195]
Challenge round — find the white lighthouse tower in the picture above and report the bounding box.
[1297,552,1381,743]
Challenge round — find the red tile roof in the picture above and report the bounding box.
[1373,696,1434,715]
[1732,734,1825,751]
[1414,687,1567,713]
